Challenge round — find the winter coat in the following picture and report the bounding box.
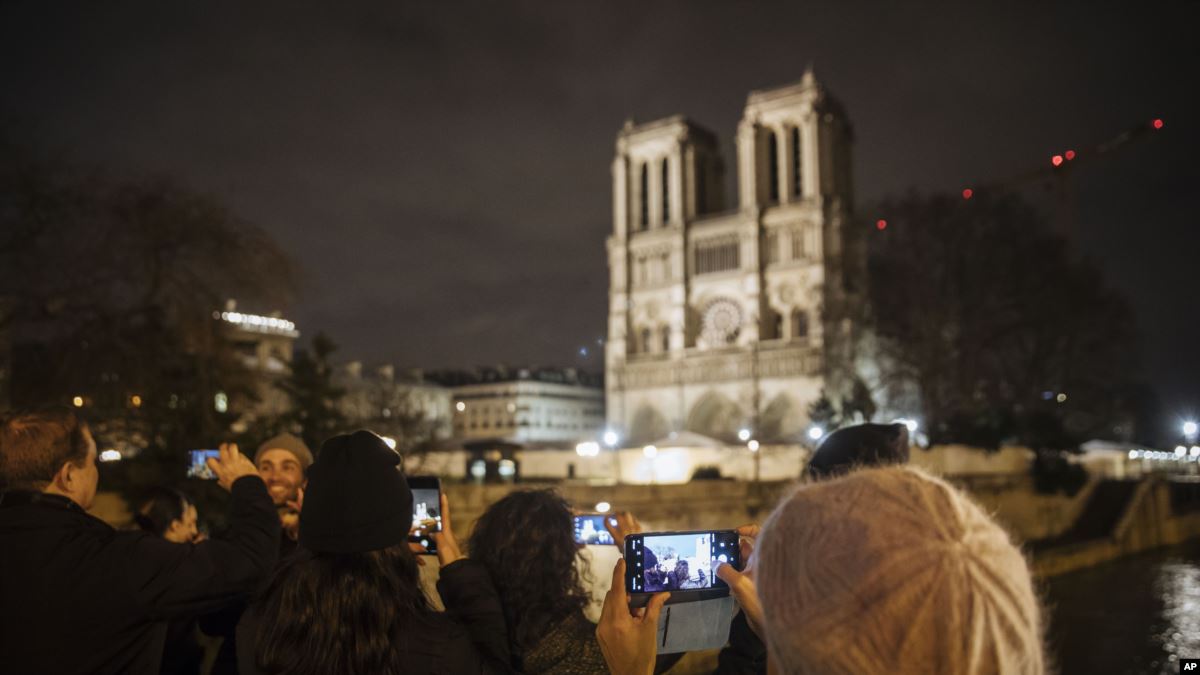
[0,477,280,675]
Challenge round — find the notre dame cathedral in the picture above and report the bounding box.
[605,69,867,445]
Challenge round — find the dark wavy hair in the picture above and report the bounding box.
[133,486,191,537]
[468,489,590,658]
[252,544,435,675]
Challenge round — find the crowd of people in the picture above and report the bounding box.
[0,409,1047,674]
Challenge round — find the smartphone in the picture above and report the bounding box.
[625,530,741,606]
[574,514,617,545]
[407,476,442,555]
[186,450,221,479]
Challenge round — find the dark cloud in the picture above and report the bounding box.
[2,1,1197,413]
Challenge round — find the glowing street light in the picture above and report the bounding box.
[381,436,397,450]
[893,418,919,433]
[1183,420,1198,440]
[737,428,751,442]
[807,426,825,441]
[72,396,84,408]
[595,501,611,513]
[643,445,658,458]
[455,401,466,412]
[576,442,600,457]
[602,430,619,448]
[747,440,760,452]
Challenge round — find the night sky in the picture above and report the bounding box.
[3,3,1197,421]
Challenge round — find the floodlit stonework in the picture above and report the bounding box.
[606,69,865,444]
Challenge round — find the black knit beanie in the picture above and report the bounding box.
[299,430,413,554]
[805,422,910,480]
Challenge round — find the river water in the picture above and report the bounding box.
[1044,539,1200,674]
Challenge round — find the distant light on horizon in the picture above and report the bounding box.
[72,396,84,408]
[99,449,122,463]
[876,219,887,231]
[1153,118,1164,130]
[962,188,973,200]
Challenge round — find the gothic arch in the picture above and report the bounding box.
[629,404,669,445]
[686,391,746,443]
[760,393,803,442]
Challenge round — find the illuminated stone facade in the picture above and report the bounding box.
[606,70,865,444]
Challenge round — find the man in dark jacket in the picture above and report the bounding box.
[0,409,281,675]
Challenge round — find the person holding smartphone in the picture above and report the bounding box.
[469,489,608,674]
[597,466,1046,675]
[0,408,280,675]
[236,430,510,675]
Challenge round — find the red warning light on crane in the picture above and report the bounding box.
[876,219,888,231]
[1051,155,1064,167]
[962,188,973,200]
[1065,150,1076,161]
[1153,118,1164,130]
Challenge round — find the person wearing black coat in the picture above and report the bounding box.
[0,409,280,675]
[234,430,511,675]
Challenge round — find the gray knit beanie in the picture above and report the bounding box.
[756,466,1044,675]
[255,432,314,470]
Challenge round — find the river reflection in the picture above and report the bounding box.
[1043,539,1200,674]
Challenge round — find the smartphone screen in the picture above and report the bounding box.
[186,450,221,479]
[625,530,740,597]
[574,514,616,545]
[407,476,441,554]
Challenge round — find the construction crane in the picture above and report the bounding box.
[959,117,1168,240]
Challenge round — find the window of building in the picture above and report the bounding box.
[767,131,779,203]
[791,228,806,260]
[639,163,649,230]
[694,238,740,275]
[773,313,783,340]
[792,127,802,197]
[792,311,809,339]
[765,230,780,264]
[641,327,652,353]
[661,158,670,224]
[660,326,670,352]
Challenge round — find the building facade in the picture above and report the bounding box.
[606,70,865,445]
[431,367,605,446]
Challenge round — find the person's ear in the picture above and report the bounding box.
[53,461,76,493]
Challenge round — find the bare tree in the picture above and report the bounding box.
[866,190,1139,448]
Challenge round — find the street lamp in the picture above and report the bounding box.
[1183,420,1198,441]
[807,426,825,441]
[737,428,751,442]
[603,430,619,448]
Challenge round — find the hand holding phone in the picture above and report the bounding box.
[624,530,740,605]
[574,514,618,545]
[187,450,221,479]
[407,476,442,555]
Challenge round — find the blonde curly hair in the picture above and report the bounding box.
[756,466,1045,675]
